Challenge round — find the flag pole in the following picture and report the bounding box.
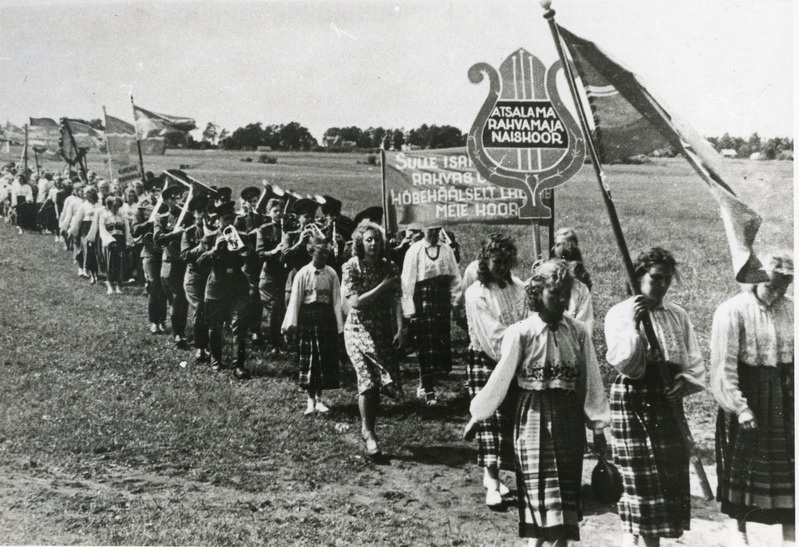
[130,95,147,182]
[62,119,88,182]
[101,106,115,182]
[546,190,555,257]
[23,124,29,174]
[541,0,714,501]
[379,148,390,254]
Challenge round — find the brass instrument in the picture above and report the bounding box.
[220,224,246,252]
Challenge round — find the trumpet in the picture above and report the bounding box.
[219,224,246,252]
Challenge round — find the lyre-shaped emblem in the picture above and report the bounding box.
[467,49,585,219]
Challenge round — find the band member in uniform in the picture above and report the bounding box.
[235,186,265,347]
[256,198,288,355]
[281,198,320,307]
[132,176,168,334]
[400,224,463,405]
[154,183,192,349]
[198,201,251,380]
[181,195,213,364]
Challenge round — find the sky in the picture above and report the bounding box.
[0,0,794,142]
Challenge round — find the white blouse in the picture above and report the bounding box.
[400,239,462,317]
[465,276,527,362]
[568,278,594,333]
[470,314,610,430]
[282,263,344,334]
[604,296,705,393]
[709,290,794,414]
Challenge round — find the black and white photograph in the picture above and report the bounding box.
[0,0,793,545]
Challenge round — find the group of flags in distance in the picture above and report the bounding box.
[0,21,764,284]
[1,103,196,185]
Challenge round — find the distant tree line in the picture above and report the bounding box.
[188,121,468,152]
[706,133,793,160]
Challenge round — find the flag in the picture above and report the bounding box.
[104,114,139,183]
[558,26,766,283]
[59,118,102,165]
[4,122,25,145]
[29,117,58,127]
[132,104,196,140]
[28,118,61,152]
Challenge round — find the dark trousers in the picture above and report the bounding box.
[143,256,167,325]
[206,295,248,368]
[259,280,286,348]
[161,261,188,338]
[247,283,263,337]
[184,279,208,350]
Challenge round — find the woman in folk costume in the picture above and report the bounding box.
[710,252,794,545]
[551,227,594,333]
[97,195,132,295]
[400,225,463,405]
[341,221,404,459]
[282,233,343,415]
[59,181,82,253]
[70,186,102,284]
[463,234,527,509]
[469,259,609,546]
[604,247,705,547]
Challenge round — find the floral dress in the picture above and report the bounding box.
[342,256,401,394]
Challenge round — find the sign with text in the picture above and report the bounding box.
[384,148,529,228]
[467,49,586,219]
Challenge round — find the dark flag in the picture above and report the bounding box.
[558,26,766,283]
[132,105,196,139]
[29,117,61,152]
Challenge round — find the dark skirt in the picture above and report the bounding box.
[79,220,98,275]
[412,276,452,379]
[297,303,339,391]
[104,234,125,284]
[610,366,690,538]
[515,388,584,541]
[716,361,795,525]
[467,349,516,471]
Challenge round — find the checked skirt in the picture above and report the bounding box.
[515,388,584,541]
[466,349,516,471]
[716,361,795,525]
[610,367,690,538]
[297,303,340,391]
[412,276,452,379]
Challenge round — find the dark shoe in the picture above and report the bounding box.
[195,349,209,363]
[233,367,250,380]
[211,361,223,372]
[175,336,189,350]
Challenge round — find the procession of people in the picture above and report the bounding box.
[1,159,794,546]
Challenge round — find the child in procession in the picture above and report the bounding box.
[282,233,343,415]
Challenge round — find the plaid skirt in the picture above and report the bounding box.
[515,388,584,541]
[297,303,339,391]
[412,277,452,379]
[611,367,690,538]
[467,349,515,471]
[716,361,795,525]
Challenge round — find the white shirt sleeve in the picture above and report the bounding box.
[580,328,611,429]
[604,298,647,379]
[709,300,749,414]
[400,242,420,318]
[470,324,522,421]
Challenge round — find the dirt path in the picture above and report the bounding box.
[0,445,785,546]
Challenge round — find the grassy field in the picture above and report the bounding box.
[0,149,793,545]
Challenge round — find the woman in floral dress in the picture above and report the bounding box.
[341,221,404,459]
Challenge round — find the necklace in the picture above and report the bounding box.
[424,245,439,261]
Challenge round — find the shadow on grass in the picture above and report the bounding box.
[389,444,476,467]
